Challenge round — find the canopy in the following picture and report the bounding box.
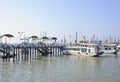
[52,37,57,40]
[0,34,14,38]
[41,36,48,40]
[29,35,38,39]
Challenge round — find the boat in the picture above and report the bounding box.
[115,45,120,54]
[63,42,104,57]
[101,44,119,54]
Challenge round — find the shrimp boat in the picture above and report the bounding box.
[63,42,104,57]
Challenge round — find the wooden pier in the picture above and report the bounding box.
[0,44,65,62]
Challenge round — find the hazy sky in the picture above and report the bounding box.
[0,0,120,43]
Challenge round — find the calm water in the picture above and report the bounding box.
[0,54,120,82]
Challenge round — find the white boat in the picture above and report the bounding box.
[101,44,118,54]
[116,45,120,54]
[63,42,104,57]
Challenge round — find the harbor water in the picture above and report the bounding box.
[0,54,120,82]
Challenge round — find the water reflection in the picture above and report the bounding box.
[69,55,100,66]
[0,55,120,82]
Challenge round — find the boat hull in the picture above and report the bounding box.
[63,50,103,57]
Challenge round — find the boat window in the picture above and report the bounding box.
[105,48,108,50]
[74,48,77,51]
[109,48,111,50]
[75,48,80,51]
[81,48,86,52]
[88,49,90,52]
[90,45,94,47]
[88,45,90,47]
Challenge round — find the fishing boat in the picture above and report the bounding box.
[63,42,104,57]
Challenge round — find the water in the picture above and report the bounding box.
[0,54,120,82]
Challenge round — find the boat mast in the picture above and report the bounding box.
[75,31,78,44]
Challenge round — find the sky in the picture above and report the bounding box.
[0,0,120,43]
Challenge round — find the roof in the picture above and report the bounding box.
[102,44,116,47]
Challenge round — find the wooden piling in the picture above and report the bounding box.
[0,44,65,62]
